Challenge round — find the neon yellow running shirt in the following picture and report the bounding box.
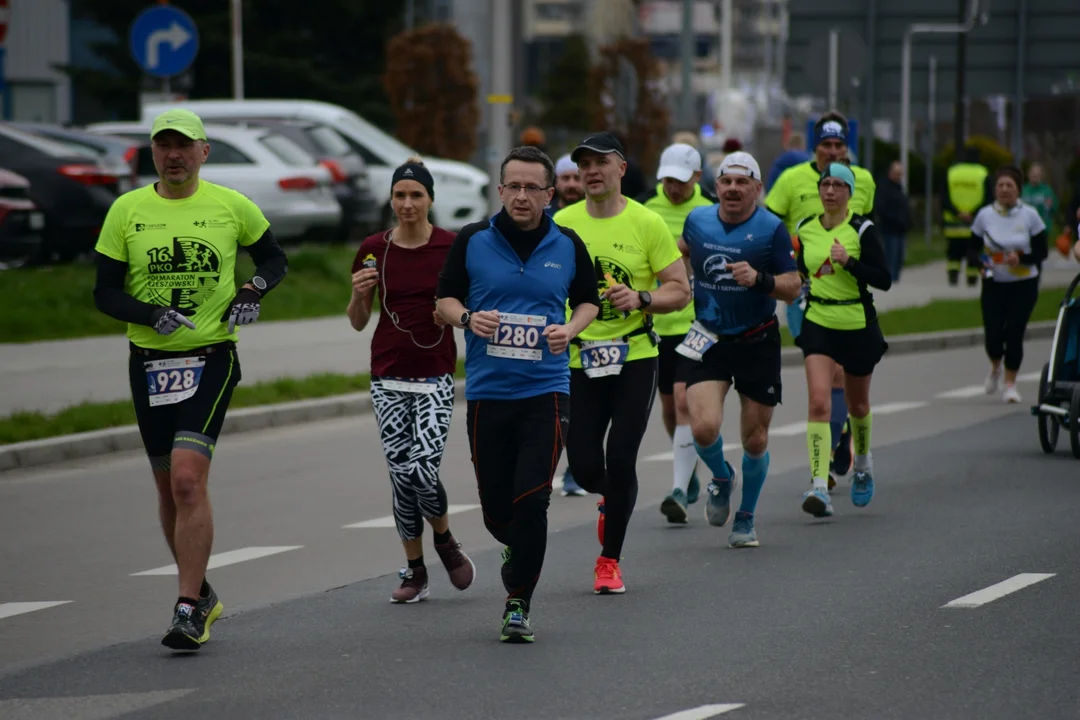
[95,181,270,351]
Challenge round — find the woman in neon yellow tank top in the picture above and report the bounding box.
[793,162,892,519]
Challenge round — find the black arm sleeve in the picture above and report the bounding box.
[843,224,893,291]
[968,229,985,256]
[1020,230,1049,266]
[244,229,288,295]
[565,228,602,309]
[436,222,484,303]
[92,253,160,326]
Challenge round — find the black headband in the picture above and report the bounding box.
[391,163,434,201]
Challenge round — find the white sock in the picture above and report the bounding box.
[854,453,872,472]
[673,425,697,493]
[812,477,829,490]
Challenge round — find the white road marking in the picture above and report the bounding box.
[645,402,928,461]
[652,704,746,719]
[0,601,71,621]
[131,546,303,576]
[942,573,1056,608]
[936,384,986,399]
[873,400,930,414]
[343,504,481,529]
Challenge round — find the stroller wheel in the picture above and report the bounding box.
[1070,386,1080,459]
[1037,363,1058,454]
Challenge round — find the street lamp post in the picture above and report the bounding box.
[899,0,987,193]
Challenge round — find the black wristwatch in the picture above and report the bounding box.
[638,291,653,309]
[460,311,472,328]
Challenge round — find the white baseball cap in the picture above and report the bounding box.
[717,151,762,181]
[554,153,577,177]
[657,143,702,183]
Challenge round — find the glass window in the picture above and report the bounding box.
[306,125,352,157]
[258,133,316,166]
[203,139,254,165]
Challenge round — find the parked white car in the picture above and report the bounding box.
[139,99,491,230]
[84,121,342,242]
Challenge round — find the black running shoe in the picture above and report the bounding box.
[161,602,203,651]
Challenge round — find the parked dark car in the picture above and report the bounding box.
[14,123,141,195]
[0,168,45,267]
[219,117,379,240]
[0,123,121,262]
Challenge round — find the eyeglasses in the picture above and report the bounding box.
[501,184,552,196]
[819,180,849,191]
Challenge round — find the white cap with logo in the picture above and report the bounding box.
[716,151,762,181]
[657,143,702,183]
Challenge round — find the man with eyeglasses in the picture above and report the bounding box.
[553,132,691,595]
[436,145,599,643]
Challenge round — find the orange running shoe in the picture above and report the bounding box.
[593,556,625,594]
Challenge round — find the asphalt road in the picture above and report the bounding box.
[3,259,1076,415]
[1,340,1078,719]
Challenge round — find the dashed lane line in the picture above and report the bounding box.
[131,546,303,576]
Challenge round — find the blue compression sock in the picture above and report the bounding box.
[830,387,848,448]
[694,435,732,480]
[739,451,770,515]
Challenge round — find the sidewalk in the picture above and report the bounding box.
[1,259,1077,415]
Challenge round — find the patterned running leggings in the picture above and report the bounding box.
[370,374,454,540]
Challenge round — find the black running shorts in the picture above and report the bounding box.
[796,317,888,377]
[680,323,783,407]
[128,341,242,470]
[657,333,690,395]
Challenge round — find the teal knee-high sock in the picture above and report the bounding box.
[739,451,770,515]
[694,435,732,480]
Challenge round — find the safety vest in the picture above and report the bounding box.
[943,163,989,238]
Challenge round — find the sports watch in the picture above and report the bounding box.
[251,276,268,294]
[460,311,472,328]
[637,290,653,309]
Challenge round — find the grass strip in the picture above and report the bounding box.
[2,232,960,344]
[2,286,1070,445]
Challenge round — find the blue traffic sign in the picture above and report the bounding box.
[129,5,199,78]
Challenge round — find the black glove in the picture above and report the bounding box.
[149,307,197,336]
[220,287,262,333]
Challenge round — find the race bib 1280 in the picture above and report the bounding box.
[675,320,719,362]
[579,339,628,378]
[145,356,205,407]
[486,313,547,361]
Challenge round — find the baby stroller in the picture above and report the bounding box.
[1032,271,1080,458]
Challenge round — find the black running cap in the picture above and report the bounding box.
[571,132,626,163]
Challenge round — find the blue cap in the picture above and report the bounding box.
[813,117,848,147]
[820,162,855,195]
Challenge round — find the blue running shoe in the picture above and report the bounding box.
[801,486,834,518]
[728,511,759,548]
[704,463,738,527]
[851,470,875,507]
[561,469,586,497]
[660,488,689,524]
[686,471,701,505]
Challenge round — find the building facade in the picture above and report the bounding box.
[2,0,71,123]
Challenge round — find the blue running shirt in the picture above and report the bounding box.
[682,205,797,335]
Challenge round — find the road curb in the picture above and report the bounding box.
[0,322,1056,473]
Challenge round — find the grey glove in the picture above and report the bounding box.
[150,307,197,336]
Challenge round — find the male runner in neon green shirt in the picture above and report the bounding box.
[637,142,716,522]
[554,132,690,595]
[93,109,288,652]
